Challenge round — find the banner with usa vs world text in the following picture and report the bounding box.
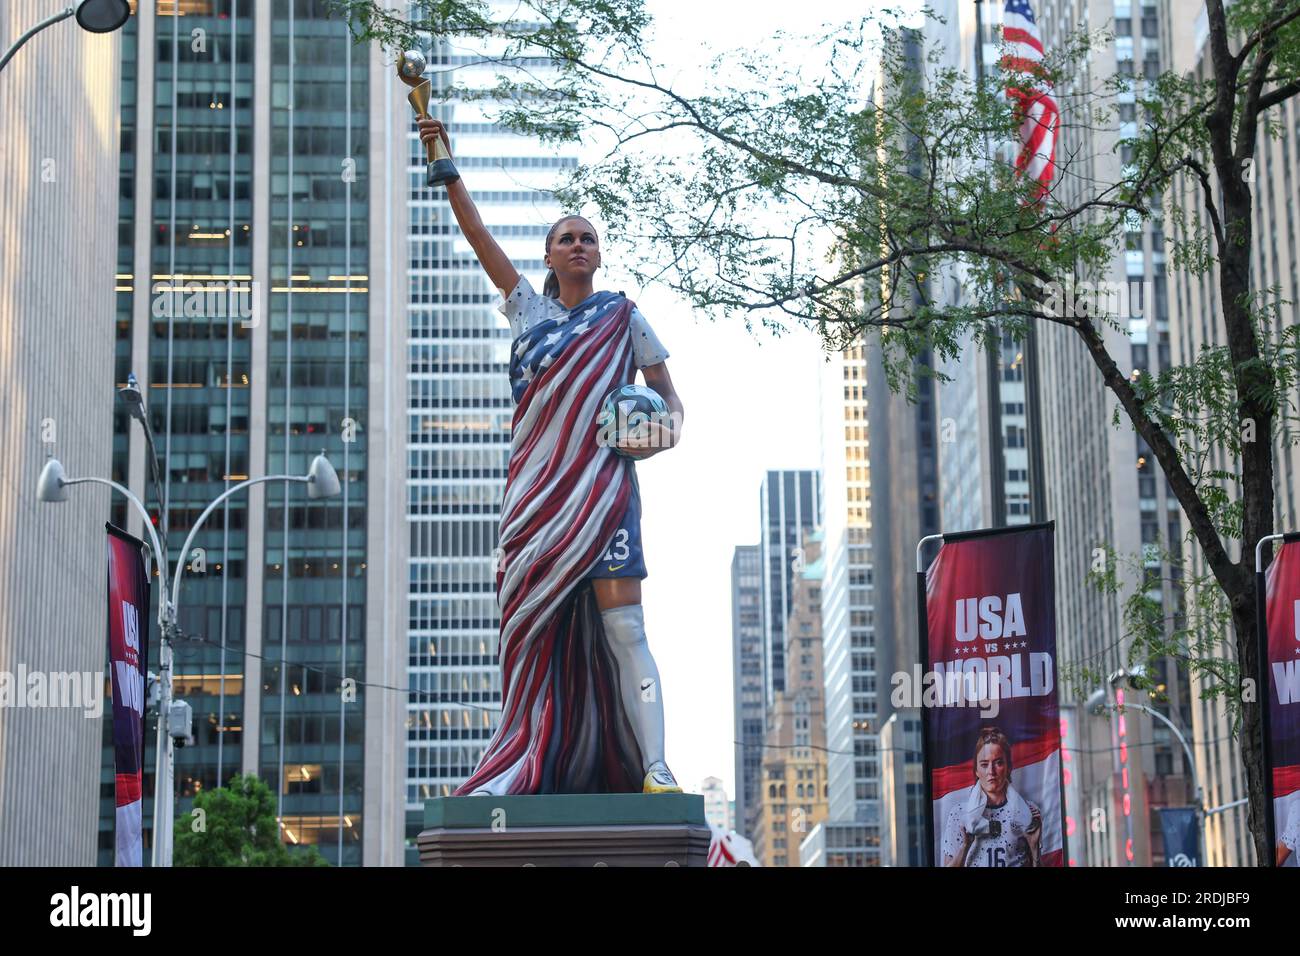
[106,524,150,867]
[1264,539,1300,867]
[921,523,1063,868]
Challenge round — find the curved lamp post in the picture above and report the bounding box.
[0,1,131,74]
[169,454,341,614]
[37,453,341,867]
[1087,670,1206,866]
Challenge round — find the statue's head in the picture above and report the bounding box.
[543,216,601,299]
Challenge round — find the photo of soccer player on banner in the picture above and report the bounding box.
[920,523,1065,867]
[1261,537,1300,866]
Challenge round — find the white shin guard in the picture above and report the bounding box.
[598,603,665,771]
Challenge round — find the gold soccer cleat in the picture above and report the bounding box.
[643,761,682,794]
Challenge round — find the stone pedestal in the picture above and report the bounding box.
[417,793,711,867]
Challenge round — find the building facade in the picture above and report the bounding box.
[106,0,406,866]
[758,470,822,713]
[817,342,881,860]
[879,709,924,867]
[752,527,829,866]
[731,543,764,841]
[1033,0,1196,868]
[1161,0,1300,866]
[700,775,733,833]
[0,0,122,866]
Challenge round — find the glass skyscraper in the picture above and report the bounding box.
[105,0,405,867]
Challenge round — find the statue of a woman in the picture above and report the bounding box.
[417,117,685,796]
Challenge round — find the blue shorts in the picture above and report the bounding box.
[585,470,647,580]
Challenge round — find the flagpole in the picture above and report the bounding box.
[1023,330,1048,523]
[916,533,944,866]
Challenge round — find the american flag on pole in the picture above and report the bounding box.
[1000,0,1059,201]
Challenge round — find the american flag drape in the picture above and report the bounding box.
[453,292,646,795]
[1000,0,1059,200]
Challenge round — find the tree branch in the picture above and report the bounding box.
[1256,76,1300,112]
[1069,316,1237,592]
[1232,0,1300,69]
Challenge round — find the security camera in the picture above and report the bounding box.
[168,699,195,748]
[1106,665,1148,690]
[1124,663,1148,688]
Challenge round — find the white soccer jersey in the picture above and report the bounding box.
[942,801,1035,868]
[1282,816,1300,864]
[500,275,670,369]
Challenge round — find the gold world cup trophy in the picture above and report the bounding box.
[397,49,460,189]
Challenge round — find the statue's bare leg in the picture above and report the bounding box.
[591,576,641,611]
[591,578,680,792]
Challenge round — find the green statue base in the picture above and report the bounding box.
[417,793,710,867]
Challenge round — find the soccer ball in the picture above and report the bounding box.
[597,384,669,458]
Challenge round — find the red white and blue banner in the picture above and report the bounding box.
[106,524,150,867]
[1001,0,1059,200]
[920,523,1064,867]
[1263,538,1300,866]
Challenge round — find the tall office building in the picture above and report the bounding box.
[400,10,581,861]
[1025,0,1193,865]
[752,527,829,867]
[699,776,733,833]
[862,312,942,864]
[107,1,406,866]
[759,470,822,711]
[816,341,880,861]
[731,543,764,841]
[878,709,924,867]
[865,327,941,737]
[1161,0,1300,866]
[0,1,121,866]
[753,471,827,854]
[926,0,1037,532]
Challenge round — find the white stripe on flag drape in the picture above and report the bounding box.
[1000,0,1059,200]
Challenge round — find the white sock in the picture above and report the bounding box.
[598,603,665,771]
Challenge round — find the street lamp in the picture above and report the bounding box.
[37,452,341,867]
[118,373,169,566]
[0,1,131,74]
[169,454,341,614]
[1086,667,1206,866]
[37,457,166,581]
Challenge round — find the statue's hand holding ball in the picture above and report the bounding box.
[598,385,677,460]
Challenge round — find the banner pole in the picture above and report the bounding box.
[916,533,944,866]
[1255,532,1286,866]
